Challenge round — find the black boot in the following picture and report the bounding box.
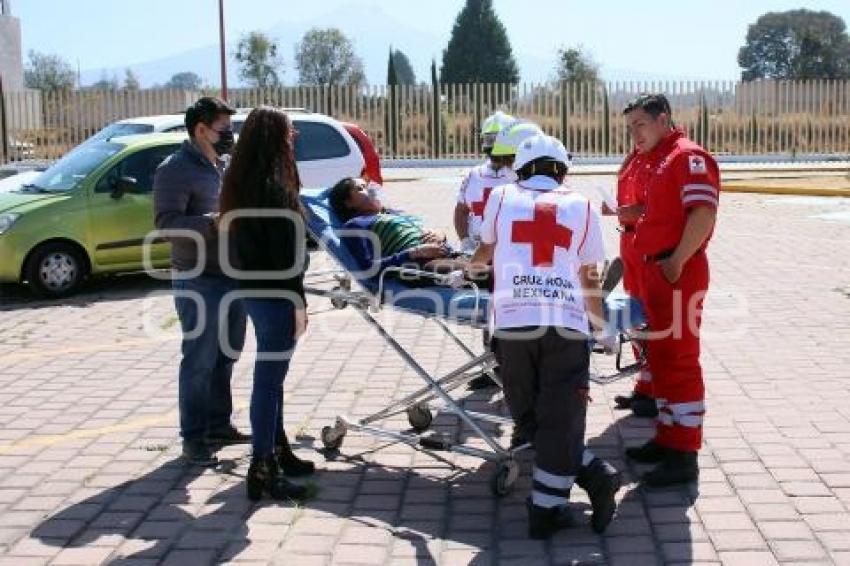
[614,392,635,410]
[642,450,699,488]
[276,433,315,477]
[631,395,659,418]
[246,455,309,501]
[576,458,621,533]
[625,440,670,464]
[467,373,498,390]
[614,392,657,417]
[526,498,580,540]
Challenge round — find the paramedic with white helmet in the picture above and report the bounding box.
[454,111,516,252]
[466,134,620,539]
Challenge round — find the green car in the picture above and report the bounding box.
[0,133,186,297]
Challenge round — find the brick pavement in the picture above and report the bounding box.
[0,172,849,565]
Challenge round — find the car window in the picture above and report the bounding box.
[95,145,180,194]
[163,125,187,133]
[231,119,245,135]
[293,121,350,161]
[90,123,155,142]
[29,142,124,193]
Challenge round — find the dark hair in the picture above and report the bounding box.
[516,158,568,182]
[219,106,301,218]
[185,96,236,137]
[328,177,358,222]
[623,93,673,119]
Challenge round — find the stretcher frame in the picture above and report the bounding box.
[300,191,645,496]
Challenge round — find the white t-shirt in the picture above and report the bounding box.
[457,161,515,241]
[480,175,605,332]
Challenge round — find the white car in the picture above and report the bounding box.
[88,110,365,189]
[0,170,39,193]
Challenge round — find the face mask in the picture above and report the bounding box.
[212,129,234,156]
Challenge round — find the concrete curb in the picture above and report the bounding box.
[723,184,850,197]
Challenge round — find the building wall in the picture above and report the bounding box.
[0,12,24,91]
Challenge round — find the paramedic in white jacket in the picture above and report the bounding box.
[467,134,620,539]
[454,111,516,252]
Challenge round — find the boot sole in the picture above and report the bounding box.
[281,466,316,478]
[182,455,219,467]
[625,451,668,464]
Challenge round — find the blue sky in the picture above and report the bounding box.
[17,0,850,86]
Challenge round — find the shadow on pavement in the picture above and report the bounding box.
[29,403,700,565]
[0,273,170,312]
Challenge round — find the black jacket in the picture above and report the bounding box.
[232,212,307,305]
[153,140,224,273]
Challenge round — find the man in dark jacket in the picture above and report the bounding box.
[153,97,248,466]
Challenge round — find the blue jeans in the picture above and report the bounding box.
[244,298,297,457]
[173,275,247,442]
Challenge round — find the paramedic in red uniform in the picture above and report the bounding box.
[604,144,658,418]
[623,94,719,488]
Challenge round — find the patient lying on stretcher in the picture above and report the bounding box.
[328,178,485,284]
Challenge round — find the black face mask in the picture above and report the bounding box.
[212,129,234,156]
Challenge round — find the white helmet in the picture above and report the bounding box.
[513,134,572,172]
[490,121,544,157]
[480,111,515,150]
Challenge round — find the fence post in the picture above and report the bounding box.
[430,62,440,159]
[602,83,610,156]
[0,75,7,163]
[559,81,567,148]
[383,85,394,158]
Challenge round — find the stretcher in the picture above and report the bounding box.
[300,187,645,495]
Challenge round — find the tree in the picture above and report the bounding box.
[23,50,75,92]
[90,71,119,91]
[234,31,283,88]
[555,46,600,83]
[738,9,850,81]
[123,68,140,90]
[391,49,416,85]
[165,71,203,91]
[441,0,519,84]
[295,28,366,86]
[387,48,398,86]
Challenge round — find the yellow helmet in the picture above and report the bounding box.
[480,111,515,150]
[490,121,544,157]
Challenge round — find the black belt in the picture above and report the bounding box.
[644,249,674,263]
[644,247,704,263]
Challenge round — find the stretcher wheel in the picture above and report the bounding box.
[490,460,519,497]
[406,403,433,432]
[321,424,346,450]
[330,286,348,310]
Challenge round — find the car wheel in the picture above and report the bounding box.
[24,242,88,298]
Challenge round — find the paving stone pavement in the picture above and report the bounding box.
[1,171,849,565]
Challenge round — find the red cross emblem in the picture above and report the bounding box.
[511,202,573,266]
[470,187,493,217]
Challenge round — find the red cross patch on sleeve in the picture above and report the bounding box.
[689,155,707,175]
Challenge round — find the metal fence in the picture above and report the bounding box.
[2,80,849,163]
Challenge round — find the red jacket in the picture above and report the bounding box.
[634,130,720,256]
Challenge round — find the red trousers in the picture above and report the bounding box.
[621,232,653,397]
[640,250,709,452]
